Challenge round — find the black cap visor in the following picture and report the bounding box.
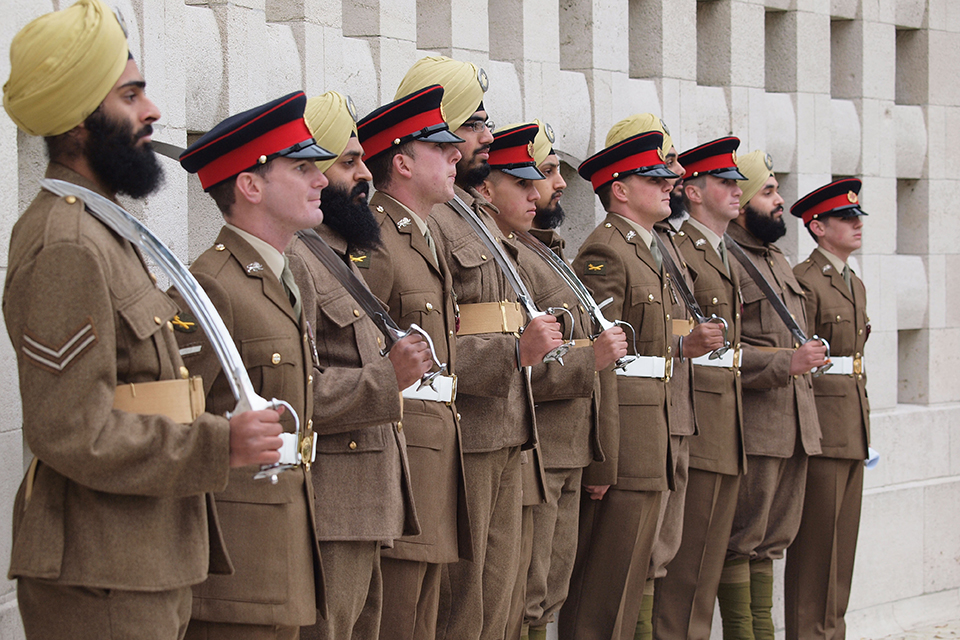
[706,166,748,180]
[499,164,547,180]
[634,165,680,179]
[414,124,465,145]
[817,204,868,220]
[279,138,337,161]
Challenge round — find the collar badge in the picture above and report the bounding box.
[397,217,412,229]
[625,230,637,242]
[822,264,832,273]
[695,238,707,247]
[245,262,264,274]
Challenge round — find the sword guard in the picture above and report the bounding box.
[810,335,833,377]
[703,315,731,359]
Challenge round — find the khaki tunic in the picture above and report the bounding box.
[3,164,232,591]
[172,227,323,627]
[359,191,472,564]
[287,226,418,543]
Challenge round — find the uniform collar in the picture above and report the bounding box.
[686,216,723,256]
[225,223,284,281]
[816,246,848,274]
[613,213,654,249]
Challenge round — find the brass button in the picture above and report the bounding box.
[857,374,862,380]
[667,346,672,354]
[678,231,685,236]
[456,413,462,421]
[179,366,189,379]
[166,321,174,331]
[377,206,384,212]
[449,330,454,336]
[65,195,77,204]
[736,312,740,319]
[711,297,718,305]
[154,316,162,325]
[605,223,612,228]
[214,243,225,251]
[303,334,308,342]
[563,302,569,309]
[855,352,860,358]
[397,421,403,432]
[349,441,357,450]
[377,336,383,346]
[666,314,671,321]
[426,302,434,311]
[481,254,487,260]
[271,353,281,365]
[307,419,313,430]
[858,328,863,336]
[793,374,799,379]
[836,315,841,322]
[648,294,655,302]
[150,273,158,284]
[579,305,585,313]
[795,343,800,349]
[308,374,313,384]
[736,370,741,377]
[354,309,361,317]
[508,233,514,239]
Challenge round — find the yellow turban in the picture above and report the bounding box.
[3,0,129,137]
[304,91,358,174]
[605,113,674,156]
[737,150,774,208]
[395,56,488,131]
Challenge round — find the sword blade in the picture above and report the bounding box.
[723,234,809,346]
[150,140,185,161]
[446,196,542,320]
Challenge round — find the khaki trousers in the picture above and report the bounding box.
[380,558,443,640]
[506,504,536,640]
[728,451,808,563]
[18,579,192,640]
[525,466,584,628]
[652,468,740,640]
[649,435,690,580]
[559,488,662,640]
[300,540,381,640]
[437,446,523,640]
[784,456,863,640]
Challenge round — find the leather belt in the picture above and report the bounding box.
[672,318,694,336]
[615,355,672,380]
[402,374,457,403]
[822,355,864,375]
[113,377,205,423]
[570,338,593,349]
[457,301,525,335]
[692,347,741,369]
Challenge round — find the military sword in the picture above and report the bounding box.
[723,233,832,375]
[294,228,449,389]
[40,178,304,484]
[513,230,638,371]
[447,195,574,364]
[654,233,731,358]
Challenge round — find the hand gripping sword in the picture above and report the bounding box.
[294,228,449,390]
[513,230,639,371]
[722,234,832,375]
[446,196,575,365]
[653,233,731,359]
[41,178,304,484]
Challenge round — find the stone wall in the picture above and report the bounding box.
[0,0,958,637]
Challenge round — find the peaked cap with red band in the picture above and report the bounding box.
[180,91,335,191]
[356,84,463,161]
[578,130,678,192]
[678,136,748,180]
[489,123,545,181]
[790,177,868,226]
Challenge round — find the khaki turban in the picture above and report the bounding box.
[605,113,674,155]
[4,0,128,137]
[395,56,487,132]
[737,150,774,208]
[304,91,358,174]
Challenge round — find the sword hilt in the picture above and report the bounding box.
[810,335,833,377]
[701,315,731,359]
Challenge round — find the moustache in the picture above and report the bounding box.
[351,181,370,201]
[136,124,153,140]
[474,145,491,158]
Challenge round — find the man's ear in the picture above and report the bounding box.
[476,178,495,201]
[683,182,703,205]
[809,218,826,239]
[393,152,414,181]
[235,171,265,205]
[610,179,630,204]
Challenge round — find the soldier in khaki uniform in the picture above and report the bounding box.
[289,91,429,640]
[600,114,719,640]
[2,3,284,638]
[479,123,628,640]
[173,92,333,640]
[560,130,679,640]
[354,84,473,640]
[395,57,565,640]
[718,151,825,640]
[786,179,870,640]
[654,137,749,640]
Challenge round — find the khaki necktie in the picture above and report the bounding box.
[423,225,439,267]
[649,237,662,271]
[280,255,302,318]
[842,264,852,293]
[718,239,730,275]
